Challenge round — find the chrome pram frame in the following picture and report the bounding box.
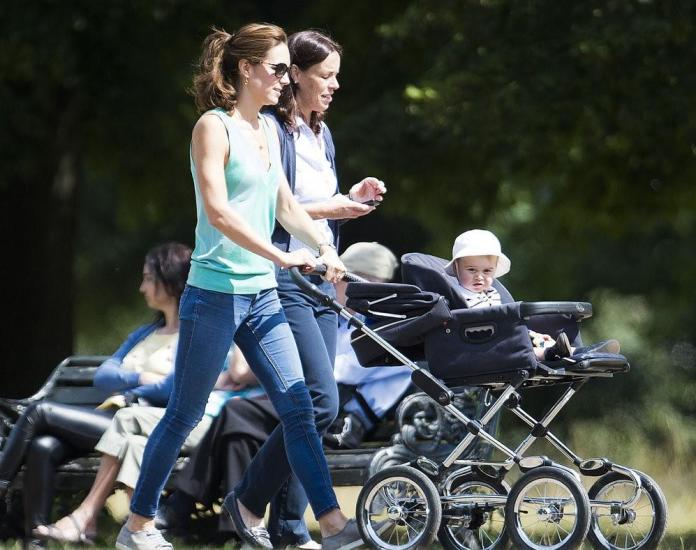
[288,266,667,550]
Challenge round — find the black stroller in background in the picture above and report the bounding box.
[289,253,667,550]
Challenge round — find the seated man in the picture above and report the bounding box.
[324,242,413,449]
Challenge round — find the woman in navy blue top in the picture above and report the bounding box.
[0,242,191,544]
[238,30,386,547]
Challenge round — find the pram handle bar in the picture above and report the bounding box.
[288,266,367,317]
[520,301,592,320]
[288,264,366,285]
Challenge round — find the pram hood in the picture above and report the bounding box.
[400,252,514,308]
[347,252,586,380]
[344,253,514,319]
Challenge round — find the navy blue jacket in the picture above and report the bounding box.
[267,111,340,251]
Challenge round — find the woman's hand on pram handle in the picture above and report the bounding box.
[278,249,318,271]
[317,246,346,284]
[289,265,366,285]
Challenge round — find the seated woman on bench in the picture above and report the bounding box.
[0,242,190,544]
[33,346,259,545]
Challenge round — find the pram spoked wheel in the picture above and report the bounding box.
[356,465,441,549]
[438,471,509,550]
[587,470,667,550]
[505,466,591,550]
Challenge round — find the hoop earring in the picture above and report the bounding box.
[243,76,249,86]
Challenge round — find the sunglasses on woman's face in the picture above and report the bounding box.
[261,62,289,78]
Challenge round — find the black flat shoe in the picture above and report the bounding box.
[222,491,272,549]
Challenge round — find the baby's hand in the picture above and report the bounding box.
[529,330,554,348]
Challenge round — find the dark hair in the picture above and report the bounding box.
[275,30,342,134]
[144,242,192,308]
[192,23,287,114]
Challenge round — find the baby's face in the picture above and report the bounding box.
[455,255,497,292]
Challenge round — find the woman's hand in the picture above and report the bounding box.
[321,194,373,220]
[348,177,386,204]
[278,248,318,271]
[318,247,346,283]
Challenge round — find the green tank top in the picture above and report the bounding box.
[188,108,281,294]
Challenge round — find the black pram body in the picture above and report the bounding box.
[348,253,598,385]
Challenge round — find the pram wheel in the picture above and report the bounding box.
[587,470,667,550]
[356,465,441,549]
[439,472,509,550]
[505,465,590,550]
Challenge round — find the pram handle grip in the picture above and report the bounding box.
[288,266,366,304]
[520,301,593,320]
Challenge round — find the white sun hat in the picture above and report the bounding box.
[444,229,511,278]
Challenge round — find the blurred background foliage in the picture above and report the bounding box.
[1,0,695,530]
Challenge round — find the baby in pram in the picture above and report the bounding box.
[445,229,620,361]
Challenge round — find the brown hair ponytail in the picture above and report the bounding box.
[192,23,287,114]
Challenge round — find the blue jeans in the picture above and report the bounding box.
[253,269,339,544]
[130,285,338,519]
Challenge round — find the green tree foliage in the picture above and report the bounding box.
[348,0,696,429]
[1,0,694,439]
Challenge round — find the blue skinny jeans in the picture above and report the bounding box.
[129,285,339,519]
[252,269,339,545]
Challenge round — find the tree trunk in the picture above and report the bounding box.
[0,106,81,397]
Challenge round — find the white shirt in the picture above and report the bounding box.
[458,286,502,309]
[288,117,337,253]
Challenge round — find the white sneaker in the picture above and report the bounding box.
[322,519,363,550]
[115,525,173,550]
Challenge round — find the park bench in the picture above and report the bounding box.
[0,356,382,489]
[0,356,386,538]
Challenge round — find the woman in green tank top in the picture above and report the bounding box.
[117,23,363,550]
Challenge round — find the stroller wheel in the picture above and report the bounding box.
[587,470,667,550]
[505,466,590,550]
[356,465,441,550]
[439,472,509,550]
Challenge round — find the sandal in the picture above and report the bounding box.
[33,513,96,545]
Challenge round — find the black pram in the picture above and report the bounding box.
[288,255,666,550]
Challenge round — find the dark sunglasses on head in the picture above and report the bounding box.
[262,62,289,78]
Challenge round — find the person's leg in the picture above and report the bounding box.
[117,416,211,491]
[34,406,170,540]
[34,452,121,539]
[93,407,166,464]
[126,286,242,530]
[116,435,147,490]
[217,435,265,533]
[232,289,343,533]
[0,402,113,490]
[268,274,339,545]
[23,436,71,539]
